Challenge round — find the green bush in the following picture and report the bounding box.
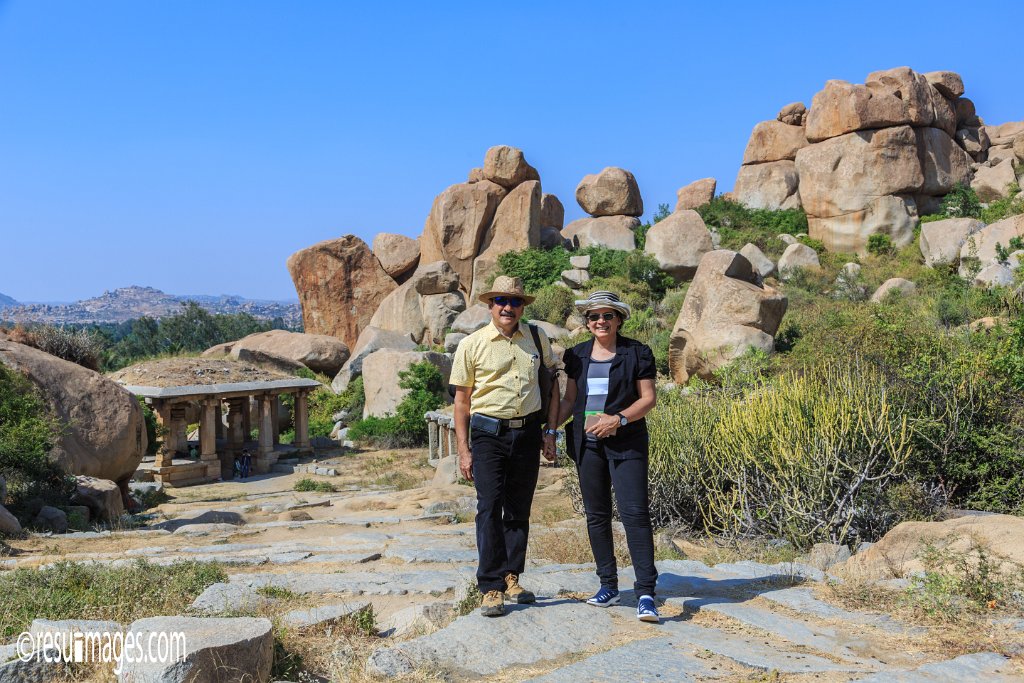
[798,235,826,253]
[525,285,575,325]
[496,247,572,291]
[697,198,807,257]
[867,233,894,256]
[940,183,982,219]
[0,364,74,523]
[347,362,445,448]
[981,183,1024,224]
[17,326,105,371]
[293,369,363,439]
[293,478,336,493]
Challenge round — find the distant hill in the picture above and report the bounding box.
[0,285,302,326]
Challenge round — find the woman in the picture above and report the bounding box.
[558,290,660,622]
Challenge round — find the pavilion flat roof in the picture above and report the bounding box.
[123,378,321,401]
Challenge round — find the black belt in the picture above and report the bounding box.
[483,412,540,429]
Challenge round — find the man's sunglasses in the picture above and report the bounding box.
[586,312,618,322]
[493,296,524,308]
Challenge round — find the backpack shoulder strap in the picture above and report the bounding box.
[527,323,544,365]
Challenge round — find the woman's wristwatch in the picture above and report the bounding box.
[544,429,558,436]
[616,413,628,426]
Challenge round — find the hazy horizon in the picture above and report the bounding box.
[2,0,1022,302]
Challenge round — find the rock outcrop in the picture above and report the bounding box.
[575,167,643,217]
[205,329,351,377]
[287,236,397,350]
[369,262,466,344]
[0,340,146,486]
[668,251,788,384]
[362,350,453,418]
[919,218,984,268]
[675,178,716,211]
[331,327,417,393]
[643,210,714,282]
[562,216,639,251]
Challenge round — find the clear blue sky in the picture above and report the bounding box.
[1,1,1022,302]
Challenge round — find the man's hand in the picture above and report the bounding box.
[542,433,557,462]
[458,445,474,482]
[589,413,620,439]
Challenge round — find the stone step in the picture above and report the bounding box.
[526,636,723,682]
[852,652,1017,682]
[760,586,924,635]
[228,569,466,596]
[281,601,370,629]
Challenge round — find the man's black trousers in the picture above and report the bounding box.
[577,439,658,597]
[471,414,541,593]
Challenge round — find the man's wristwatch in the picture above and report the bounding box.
[544,429,558,436]
[616,413,628,426]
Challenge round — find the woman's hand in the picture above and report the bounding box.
[588,413,620,439]
[542,433,557,461]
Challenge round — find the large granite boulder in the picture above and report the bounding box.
[741,120,809,164]
[732,161,800,211]
[362,350,453,418]
[643,210,714,282]
[419,180,507,292]
[971,158,1018,201]
[0,504,21,535]
[916,127,973,196]
[451,305,492,334]
[870,278,917,303]
[483,145,539,189]
[575,167,643,217]
[373,233,420,280]
[561,216,638,251]
[956,126,990,160]
[919,218,985,268]
[777,243,821,277]
[219,330,350,377]
[0,340,146,485]
[286,235,397,350]
[540,193,565,230]
[796,126,923,253]
[477,180,542,262]
[959,215,1024,278]
[370,264,467,345]
[675,178,716,211]
[331,327,417,393]
[668,251,788,384]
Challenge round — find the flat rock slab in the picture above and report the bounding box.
[853,652,1017,682]
[660,621,870,674]
[528,636,723,682]
[693,600,880,667]
[229,570,462,595]
[383,544,477,564]
[191,583,272,614]
[119,616,273,683]
[761,586,922,635]
[281,602,370,629]
[391,598,615,676]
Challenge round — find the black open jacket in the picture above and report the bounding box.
[562,335,657,462]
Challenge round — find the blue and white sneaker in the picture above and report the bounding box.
[637,595,660,623]
[586,586,620,607]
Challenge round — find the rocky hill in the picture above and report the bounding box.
[0,292,17,307]
[0,285,302,326]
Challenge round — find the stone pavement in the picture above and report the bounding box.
[2,469,1022,682]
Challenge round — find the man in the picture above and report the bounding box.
[450,275,561,617]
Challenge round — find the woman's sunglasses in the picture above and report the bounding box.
[586,312,618,322]
[493,296,524,308]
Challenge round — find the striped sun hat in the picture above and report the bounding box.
[574,290,631,321]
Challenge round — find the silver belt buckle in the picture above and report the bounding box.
[509,418,525,429]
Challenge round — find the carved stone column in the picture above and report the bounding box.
[199,398,220,480]
[294,390,310,450]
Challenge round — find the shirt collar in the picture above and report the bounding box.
[487,319,525,340]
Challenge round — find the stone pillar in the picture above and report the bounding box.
[242,398,253,444]
[428,420,439,460]
[154,402,174,469]
[294,391,310,450]
[200,398,220,480]
[271,396,281,445]
[215,401,225,440]
[255,394,276,473]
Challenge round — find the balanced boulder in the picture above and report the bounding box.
[483,145,539,189]
[562,216,638,251]
[220,330,350,377]
[575,167,643,217]
[675,178,716,211]
[373,233,421,280]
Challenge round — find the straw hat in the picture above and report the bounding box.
[575,290,631,320]
[477,275,536,305]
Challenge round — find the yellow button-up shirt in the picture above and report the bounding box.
[449,320,556,419]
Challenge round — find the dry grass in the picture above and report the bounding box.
[527,522,631,566]
[670,534,799,566]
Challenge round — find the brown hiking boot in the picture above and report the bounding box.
[505,573,536,604]
[480,589,505,617]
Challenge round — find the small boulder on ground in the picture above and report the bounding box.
[575,167,643,217]
[974,263,1015,288]
[777,243,821,278]
[870,278,917,303]
[919,218,985,268]
[739,243,776,278]
[0,504,21,535]
[72,476,124,522]
[643,210,715,282]
[331,327,417,394]
[971,158,1018,201]
[32,506,68,534]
